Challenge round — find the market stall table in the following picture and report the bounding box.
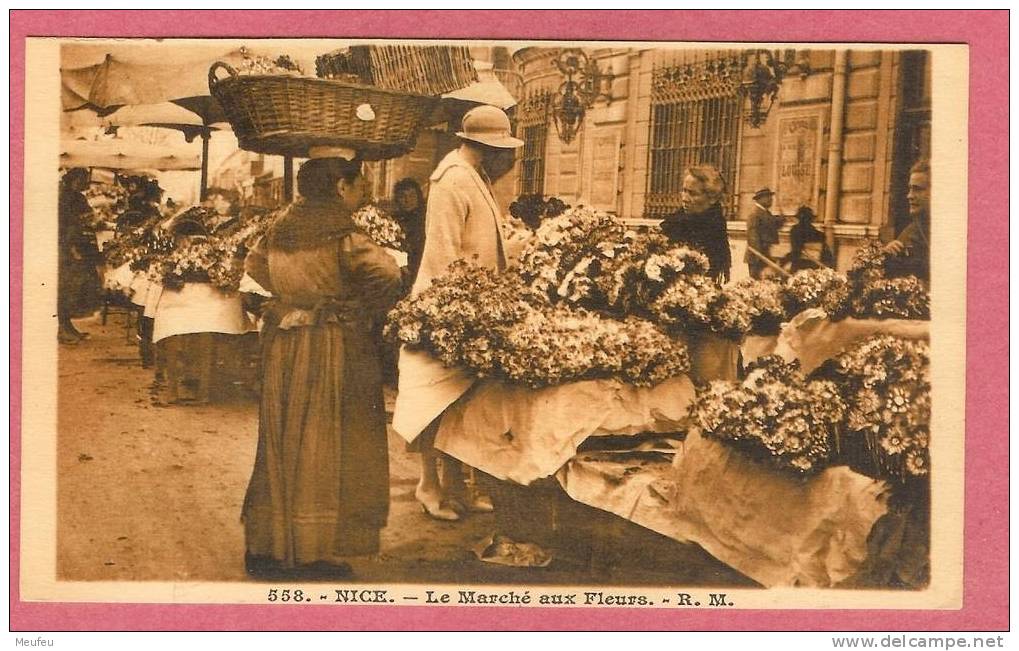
[557,431,890,588]
[431,375,696,486]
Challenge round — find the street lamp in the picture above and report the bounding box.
[740,49,811,128]
[550,49,612,144]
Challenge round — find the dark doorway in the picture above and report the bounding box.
[889,50,932,238]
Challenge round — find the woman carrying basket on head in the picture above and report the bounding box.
[241,156,403,579]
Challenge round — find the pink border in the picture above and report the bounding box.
[11,10,1007,632]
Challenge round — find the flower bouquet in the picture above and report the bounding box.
[818,334,930,482]
[846,241,930,320]
[508,194,571,231]
[783,268,853,320]
[715,278,788,339]
[517,206,626,304]
[850,276,931,320]
[386,260,534,374]
[847,239,890,286]
[147,206,275,292]
[351,203,406,251]
[518,207,712,319]
[497,307,691,388]
[772,241,931,375]
[385,260,690,389]
[688,355,846,476]
[649,272,721,336]
[594,235,711,317]
[150,237,231,290]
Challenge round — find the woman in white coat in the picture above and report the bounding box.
[394,106,528,521]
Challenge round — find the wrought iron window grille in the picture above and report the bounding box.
[645,53,744,219]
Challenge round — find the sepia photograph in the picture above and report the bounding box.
[10,9,1006,633]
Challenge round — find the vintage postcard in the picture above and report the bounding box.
[10,10,1008,632]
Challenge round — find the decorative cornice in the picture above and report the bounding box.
[511,46,561,67]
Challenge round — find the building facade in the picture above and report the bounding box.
[511,46,931,279]
[209,45,932,283]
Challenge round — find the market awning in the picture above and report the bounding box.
[60,138,202,171]
[442,61,518,110]
[62,102,216,138]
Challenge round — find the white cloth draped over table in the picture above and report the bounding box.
[392,331,719,479]
[392,348,476,444]
[151,282,254,343]
[773,309,930,374]
[557,431,889,588]
[557,452,680,536]
[391,348,697,485]
[430,375,696,485]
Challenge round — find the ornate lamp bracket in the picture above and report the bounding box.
[740,48,811,128]
[550,49,613,144]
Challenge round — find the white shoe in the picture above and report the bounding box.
[415,487,460,522]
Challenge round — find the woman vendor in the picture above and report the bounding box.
[659,165,737,382]
[58,168,101,344]
[241,156,403,578]
[660,164,732,284]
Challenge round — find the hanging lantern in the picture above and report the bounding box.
[550,49,612,144]
[739,49,811,129]
[740,50,783,129]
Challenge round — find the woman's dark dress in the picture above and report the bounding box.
[788,220,835,272]
[242,199,402,565]
[59,185,101,316]
[660,203,732,282]
[394,206,426,288]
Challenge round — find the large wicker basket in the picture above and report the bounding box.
[209,62,440,160]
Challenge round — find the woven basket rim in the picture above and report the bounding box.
[210,72,439,100]
[236,133,418,161]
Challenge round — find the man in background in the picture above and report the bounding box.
[744,187,784,279]
[884,160,931,283]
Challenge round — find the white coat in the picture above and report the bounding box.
[411,149,509,295]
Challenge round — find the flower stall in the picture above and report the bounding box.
[771,241,931,373]
[386,200,935,586]
[388,206,749,484]
[556,336,931,589]
[388,259,696,483]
